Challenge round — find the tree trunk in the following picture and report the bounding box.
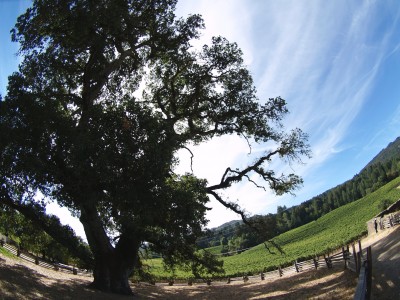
[90,250,138,295]
[80,205,140,295]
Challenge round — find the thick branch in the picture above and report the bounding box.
[182,146,194,173]
[207,190,284,254]
[207,190,250,224]
[207,149,280,191]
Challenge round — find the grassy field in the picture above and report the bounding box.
[0,245,14,258]
[144,176,400,279]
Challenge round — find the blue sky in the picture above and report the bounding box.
[1,1,400,238]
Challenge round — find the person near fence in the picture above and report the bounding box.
[374,218,378,233]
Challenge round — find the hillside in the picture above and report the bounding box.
[363,136,400,170]
[222,176,400,277]
[211,219,242,231]
[202,135,400,250]
[146,176,400,279]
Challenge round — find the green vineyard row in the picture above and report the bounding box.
[144,176,400,279]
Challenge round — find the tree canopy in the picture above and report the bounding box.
[0,0,310,295]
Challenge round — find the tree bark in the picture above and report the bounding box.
[89,250,138,295]
[80,204,140,295]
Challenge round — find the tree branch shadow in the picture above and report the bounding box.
[132,268,357,299]
[370,226,400,299]
[0,260,130,299]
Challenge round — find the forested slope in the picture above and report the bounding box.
[147,176,400,279]
[200,136,400,252]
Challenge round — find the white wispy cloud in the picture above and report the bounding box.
[175,0,400,227]
[1,1,398,235]
[176,0,254,63]
[254,1,398,174]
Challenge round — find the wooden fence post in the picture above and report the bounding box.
[366,246,372,299]
[294,261,299,273]
[313,257,318,269]
[352,243,358,272]
[357,252,362,274]
[354,246,372,300]
[342,246,350,269]
[324,255,332,268]
[342,247,346,269]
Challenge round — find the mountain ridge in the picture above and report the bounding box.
[205,135,400,247]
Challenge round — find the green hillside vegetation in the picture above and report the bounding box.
[0,208,92,268]
[144,176,400,280]
[201,137,400,249]
[363,137,400,170]
[0,246,14,258]
[201,245,223,256]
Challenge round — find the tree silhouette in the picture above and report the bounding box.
[0,0,310,294]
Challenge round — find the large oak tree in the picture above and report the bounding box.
[0,0,310,295]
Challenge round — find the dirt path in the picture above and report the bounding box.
[2,225,399,299]
[136,268,357,299]
[361,226,400,299]
[0,250,357,299]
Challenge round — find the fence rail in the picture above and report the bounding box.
[0,240,91,276]
[0,234,372,298]
[353,246,372,300]
[158,248,357,286]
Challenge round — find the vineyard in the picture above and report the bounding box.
[144,176,400,280]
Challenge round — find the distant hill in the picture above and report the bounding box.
[150,176,400,279]
[210,219,242,231]
[363,136,400,170]
[201,135,400,250]
[197,219,242,248]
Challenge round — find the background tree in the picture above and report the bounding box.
[220,236,228,247]
[0,205,88,265]
[0,0,310,295]
[232,214,278,249]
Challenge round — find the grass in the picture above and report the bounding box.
[0,246,15,258]
[144,176,400,280]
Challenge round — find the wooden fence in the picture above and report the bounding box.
[353,245,372,300]
[158,245,362,287]
[155,239,374,300]
[380,212,400,229]
[0,235,372,298]
[0,239,91,277]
